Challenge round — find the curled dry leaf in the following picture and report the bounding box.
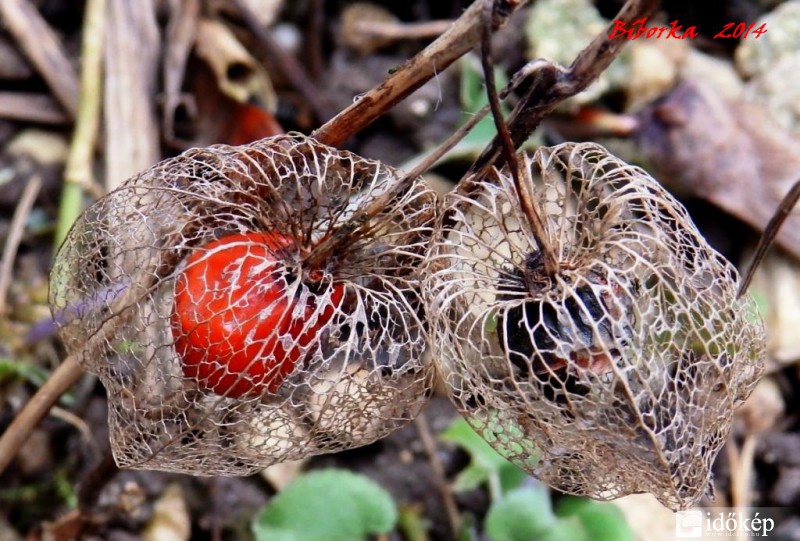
[423,142,765,510]
[635,80,800,260]
[49,133,436,474]
[736,0,800,134]
[195,18,277,112]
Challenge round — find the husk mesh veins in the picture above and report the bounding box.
[50,133,437,475]
[423,142,765,510]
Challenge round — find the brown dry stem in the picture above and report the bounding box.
[467,0,660,178]
[312,0,528,147]
[0,176,41,315]
[103,0,161,190]
[480,0,558,276]
[0,92,70,124]
[0,0,79,117]
[415,413,461,539]
[0,355,84,474]
[354,19,454,42]
[738,178,800,298]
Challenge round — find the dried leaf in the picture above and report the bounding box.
[635,80,800,260]
[195,18,277,112]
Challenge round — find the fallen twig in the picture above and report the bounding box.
[312,0,529,147]
[0,176,41,315]
[0,0,80,117]
[0,92,69,124]
[0,355,84,474]
[466,0,659,178]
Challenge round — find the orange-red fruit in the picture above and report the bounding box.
[171,231,343,398]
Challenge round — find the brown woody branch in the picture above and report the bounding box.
[312,0,528,148]
[466,0,660,178]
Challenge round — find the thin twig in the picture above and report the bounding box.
[466,0,659,177]
[305,0,324,80]
[416,412,461,539]
[396,64,532,183]
[480,0,559,276]
[50,405,98,455]
[0,176,41,315]
[0,0,80,117]
[738,178,800,298]
[0,244,164,477]
[302,92,502,270]
[229,0,332,124]
[0,355,84,474]
[56,0,107,249]
[355,19,454,42]
[313,0,529,147]
[0,92,70,124]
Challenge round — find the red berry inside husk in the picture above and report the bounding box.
[171,231,344,398]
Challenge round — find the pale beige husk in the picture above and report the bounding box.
[50,133,437,475]
[423,142,766,510]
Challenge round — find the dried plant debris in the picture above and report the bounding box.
[49,133,437,475]
[635,80,800,260]
[424,142,765,510]
[735,0,800,79]
[736,1,800,134]
[747,251,800,366]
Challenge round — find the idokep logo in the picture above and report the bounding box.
[675,509,777,538]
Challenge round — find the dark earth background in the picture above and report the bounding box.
[1,0,800,539]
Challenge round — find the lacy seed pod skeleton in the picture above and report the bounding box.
[423,142,765,510]
[50,133,437,475]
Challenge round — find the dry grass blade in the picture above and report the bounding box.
[0,0,79,116]
[103,0,160,190]
[0,176,41,315]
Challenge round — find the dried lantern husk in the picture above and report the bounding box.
[423,142,765,510]
[50,133,437,475]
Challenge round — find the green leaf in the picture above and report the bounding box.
[0,358,49,386]
[485,486,571,541]
[440,419,527,495]
[252,469,397,541]
[556,497,634,541]
[397,505,428,541]
[485,489,634,541]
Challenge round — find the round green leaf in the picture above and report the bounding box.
[485,486,561,541]
[252,469,397,541]
[556,497,634,541]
